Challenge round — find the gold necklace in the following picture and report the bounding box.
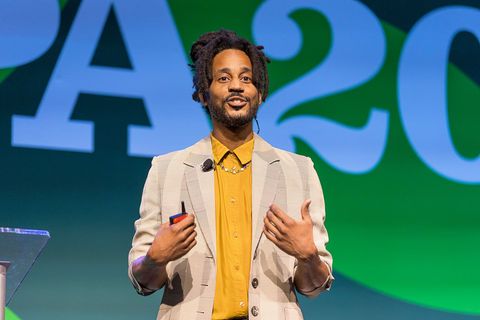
[217,161,251,174]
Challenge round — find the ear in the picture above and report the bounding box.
[258,92,263,106]
[198,93,208,107]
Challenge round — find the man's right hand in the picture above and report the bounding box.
[145,213,197,267]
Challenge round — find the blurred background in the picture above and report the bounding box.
[1,0,479,319]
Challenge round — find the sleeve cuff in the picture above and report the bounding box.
[128,263,156,296]
[295,256,334,296]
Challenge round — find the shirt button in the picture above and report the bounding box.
[230,197,236,204]
[234,265,239,271]
[239,301,245,308]
[233,232,238,238]
[251,306,259,317]
[252,278,258,288]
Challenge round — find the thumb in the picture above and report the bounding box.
[301,199,312,221]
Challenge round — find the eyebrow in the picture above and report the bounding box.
[216,66,252,74]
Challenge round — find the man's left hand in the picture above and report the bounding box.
[263,200,318,261]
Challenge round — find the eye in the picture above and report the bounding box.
[241,76,252,82]
[218,76,230,82]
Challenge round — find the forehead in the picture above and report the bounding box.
[211,49,252,72]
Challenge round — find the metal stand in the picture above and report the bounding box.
[0,228,50,320]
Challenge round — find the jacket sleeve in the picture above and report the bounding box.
[128,157,162,295]
[295,157,334,296]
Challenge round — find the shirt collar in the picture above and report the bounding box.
[210,134,254,165]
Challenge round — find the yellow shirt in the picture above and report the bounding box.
[211,135,253,320]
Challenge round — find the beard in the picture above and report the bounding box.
[208,94,259,130]
[208,94,260,129]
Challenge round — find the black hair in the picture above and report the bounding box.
[189,29,270,111]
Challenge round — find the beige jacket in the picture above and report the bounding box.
[128,135,333,320]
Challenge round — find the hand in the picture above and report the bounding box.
[146,214,197,266]
[263,200,317,261]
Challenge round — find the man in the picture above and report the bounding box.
[128,30,333,320]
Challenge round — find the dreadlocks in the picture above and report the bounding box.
[189,29,270,113]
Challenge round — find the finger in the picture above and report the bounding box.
[264,216,283,240]
[266,210,287,234]
[263,226,279,245]
[180,224,196,239]
[183,213,196,223]
[301,199,312,221]
[182,230,197,248]
[270,204,294,225]
[185,238,197,252]
[173,213,195,231]
[181,213,196,227]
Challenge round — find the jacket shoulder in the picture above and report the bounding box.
[151,149,184,165]
[272,147,312,167]
[150,137,208,166]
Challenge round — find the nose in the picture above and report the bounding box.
[228,77,244,93]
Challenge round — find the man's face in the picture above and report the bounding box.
[203,49,262,129]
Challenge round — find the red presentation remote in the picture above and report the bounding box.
[169,201,188,225]
[169,212,187,225]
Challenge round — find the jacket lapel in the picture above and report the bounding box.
[251,135,281,260]
[183,137,217,261]
[183,135,281,263]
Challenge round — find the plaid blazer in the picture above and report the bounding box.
[128,135,333,320]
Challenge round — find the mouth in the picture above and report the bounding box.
[226,96,248,108]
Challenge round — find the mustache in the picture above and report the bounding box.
[224,93,250,103]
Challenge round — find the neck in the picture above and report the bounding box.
[211,120,254,150]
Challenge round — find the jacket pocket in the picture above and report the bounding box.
[162,259,188,306]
